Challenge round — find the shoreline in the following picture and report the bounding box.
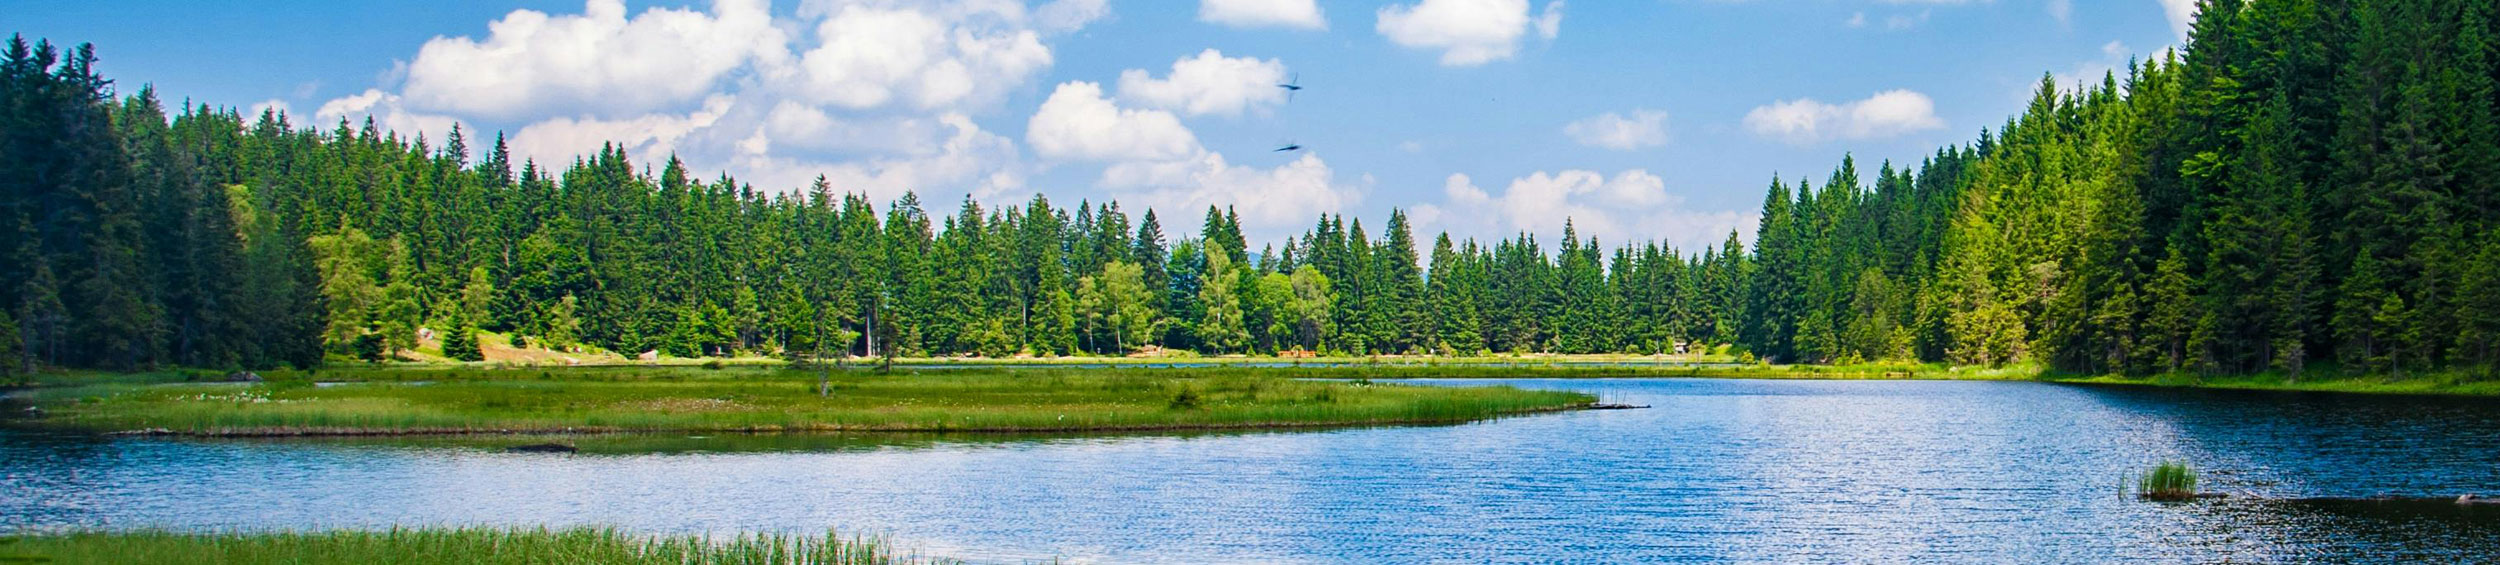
[89,402,1603,439]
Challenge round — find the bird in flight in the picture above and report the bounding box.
[1278,73,1303,101]
[1274,143,1303,153]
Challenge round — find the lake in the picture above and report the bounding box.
[5,378,2497,563]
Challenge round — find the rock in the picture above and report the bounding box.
[2462,494,2498,505]
[223,371,263,382]
[1586,403,1651,410]
[638,350,659,362]
[503,443,578,454]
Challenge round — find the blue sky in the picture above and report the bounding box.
[10,0,2190,249]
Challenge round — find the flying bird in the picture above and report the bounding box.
[1277,73,1303,101]
[1274,143,1303,153]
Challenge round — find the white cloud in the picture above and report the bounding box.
[248,99,293,120]
[314,89,471,150]
[1535,0,1564,40]
[400,0,786,120]
[1199,0,1327,30]
[1102,152,1365,241]
[1035,0,1112,33]
[2157,0,2196,39]
[1563,110,1668,150]
[1116,49,1289,117]
[1375,0,1561,66]
[1027,81,1203,162]
[507,95,734,167]
[789,4,1053,110]
[1742,89,1945,145]
[735,113,1025,203]
[1412,169,1749,251]
[2049,0,2072,23]
[336,0,1114,210]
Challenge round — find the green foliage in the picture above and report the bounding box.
[440,308,482,363]
[2137,461,2198,501]
[7,6,2498,379]
[19,366,1595,435]
[0,308,21,381]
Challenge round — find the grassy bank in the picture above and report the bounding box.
[2043,369,2500,397]
[0,527,917,564]
[9,366,1595,437]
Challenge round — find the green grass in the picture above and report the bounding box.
[2044,366,2500,397]
[0,527,920,564]
[10,366,1595,436]
[2138,461,2199,501]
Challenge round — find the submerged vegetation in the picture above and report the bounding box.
[2138,462,2200,501]
[11,366,1594,436]
[0,527,915,564]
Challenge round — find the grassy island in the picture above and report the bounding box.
[7,365,1595,437]
[0,528,917,565]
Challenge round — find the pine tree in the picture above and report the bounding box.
[441,306,483,362]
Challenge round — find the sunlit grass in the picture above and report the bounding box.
[18,366,1594,436]
[0,527,920,564]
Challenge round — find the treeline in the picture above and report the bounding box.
[1,33,1754,371]
[5,0,2498,378]
[1738,0,2500,376]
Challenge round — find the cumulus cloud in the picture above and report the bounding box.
[2157,0,2196,39]
[1563,110,1668,150]
[315,89,471,149]
[1116,49,1289,117]
[1742,89,1945,145]
[1199,0,1327,30]
[400,0,785,120]
[1376,0,1562,66]
[1411,169,1750,252]
[789,4,1053,110]
[734,113,1026,203]
[507,95,734,167]
[1102,152,1364,240]
[328,0,1110,210]
[1027,81,1203,162]
[1034,0,1112,33]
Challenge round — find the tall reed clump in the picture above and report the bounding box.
[0,527,917,565]
[2137,461,2198,501]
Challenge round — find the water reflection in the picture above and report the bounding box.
[3,378,2495,563]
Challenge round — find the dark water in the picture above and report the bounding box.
[6,379,2498,563]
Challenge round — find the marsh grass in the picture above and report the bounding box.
[2138,461,2199,501]
[19,366,1593,436]
[0,527,920,564]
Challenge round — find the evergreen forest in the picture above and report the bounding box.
[4,0,2497,378]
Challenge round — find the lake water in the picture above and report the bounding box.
[5,378,2497,563]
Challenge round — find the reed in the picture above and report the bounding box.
[2137,461,2198,501]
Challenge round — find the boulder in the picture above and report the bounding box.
[223,371,263,382]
